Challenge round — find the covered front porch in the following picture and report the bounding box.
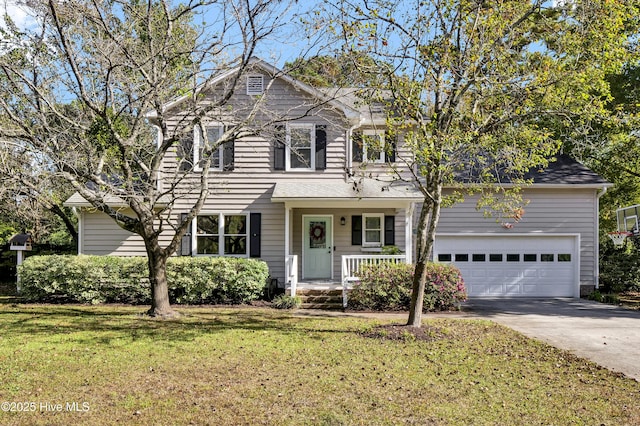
[286,254,408,307]
[272,179,422,307]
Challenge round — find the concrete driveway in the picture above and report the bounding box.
[463,298,640,381]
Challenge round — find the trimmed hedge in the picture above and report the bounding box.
[348,262,467,311]
[18,255,269,305]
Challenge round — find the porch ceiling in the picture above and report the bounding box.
[271,180,423,208]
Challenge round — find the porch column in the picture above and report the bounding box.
[284,204,290,261]
[405,202,414,264]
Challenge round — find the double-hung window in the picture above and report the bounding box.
[362,130,385,163]
[196,214,248,256]
[362,213,384,247]
[352,129,396,163]
[287,124,315,170]
[194,124,224,171]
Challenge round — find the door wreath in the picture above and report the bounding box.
[309,222,326,247]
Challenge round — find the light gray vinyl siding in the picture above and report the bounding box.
[81,211,147,255]
[436,188,599,288]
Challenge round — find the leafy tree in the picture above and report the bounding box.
[286,52,388,88]
[0,0,296,317]
[323,0,638,326]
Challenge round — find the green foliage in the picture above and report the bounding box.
[348,262,467,311]
[271,294,302,309]
[19,255,268,305]
[381,245,403,255]
[286,52,389,88]
[599,237,640,293]
[167,257,269,304]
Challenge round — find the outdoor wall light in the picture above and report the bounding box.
[340,216,346,226]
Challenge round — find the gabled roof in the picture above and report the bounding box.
[146,58,362,124]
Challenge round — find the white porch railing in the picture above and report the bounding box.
[285,255,298,297]
[341,255,407,307]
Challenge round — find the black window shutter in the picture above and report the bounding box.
[274,125,286,170]
[384,216,395,246]
[315,125,327,170]
[385,130,397,163]
[222,136,235,171]
[351,215,362,245]
[178,132,194,171]
[352,131,363,162]
[179,213,192,256]
[249,213,261,258]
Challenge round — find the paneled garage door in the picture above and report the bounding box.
[434,235,579,297]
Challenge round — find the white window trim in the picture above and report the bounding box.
[193,124,224,172]
[362,129,385,164]
[362,213,384,247]
[285,123,316,171]
[246,75,264,95]
[193,213,250,257]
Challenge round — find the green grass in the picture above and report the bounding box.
[0,304,639,425]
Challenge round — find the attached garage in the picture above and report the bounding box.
[434,234,580,298]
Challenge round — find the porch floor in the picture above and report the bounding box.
[296,280,343,291]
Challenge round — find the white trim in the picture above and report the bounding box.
[285,123,315,171]
[362,213,384,247]
[193,123,224,172]
[362,129,385,163]
[194,212,250,257]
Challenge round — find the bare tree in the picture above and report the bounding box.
[0,138,77,243]
[324,0,637,326]
[0,0,301,317]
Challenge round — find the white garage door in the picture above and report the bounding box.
[434,235,579,297]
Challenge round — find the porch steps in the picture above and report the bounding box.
[297,289,344,310]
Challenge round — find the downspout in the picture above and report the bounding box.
[345,124,357,182]
[595,186,608,290]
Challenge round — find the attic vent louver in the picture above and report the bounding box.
[246,75,264,95]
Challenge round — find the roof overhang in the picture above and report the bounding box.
[64,192,170,209]
[271,180,423,208]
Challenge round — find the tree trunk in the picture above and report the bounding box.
[145,244,177,318]
[407,186,442,327]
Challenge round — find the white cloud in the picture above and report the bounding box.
[1,0,36,30]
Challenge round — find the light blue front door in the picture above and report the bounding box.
[303,216,333,279]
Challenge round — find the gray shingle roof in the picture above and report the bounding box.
[524,154,609,185]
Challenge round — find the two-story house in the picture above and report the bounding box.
[66,58,610,299]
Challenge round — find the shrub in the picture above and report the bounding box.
[599,237,640,293]
[348,262,466,311]
[348,262,412,311]
[167,257,269,304]
[271,294,301,309]
[19,255,268,305]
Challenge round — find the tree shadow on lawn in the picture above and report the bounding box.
[0,304,366,346]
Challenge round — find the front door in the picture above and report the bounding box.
[303,215,333,279]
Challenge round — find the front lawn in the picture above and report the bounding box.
[0,304,638,425]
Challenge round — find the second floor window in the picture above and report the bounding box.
[190,124,234,172]
[274,123,327,171]
[195,124,223,170]
[289,124,314,170]
[352,129,396,163]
